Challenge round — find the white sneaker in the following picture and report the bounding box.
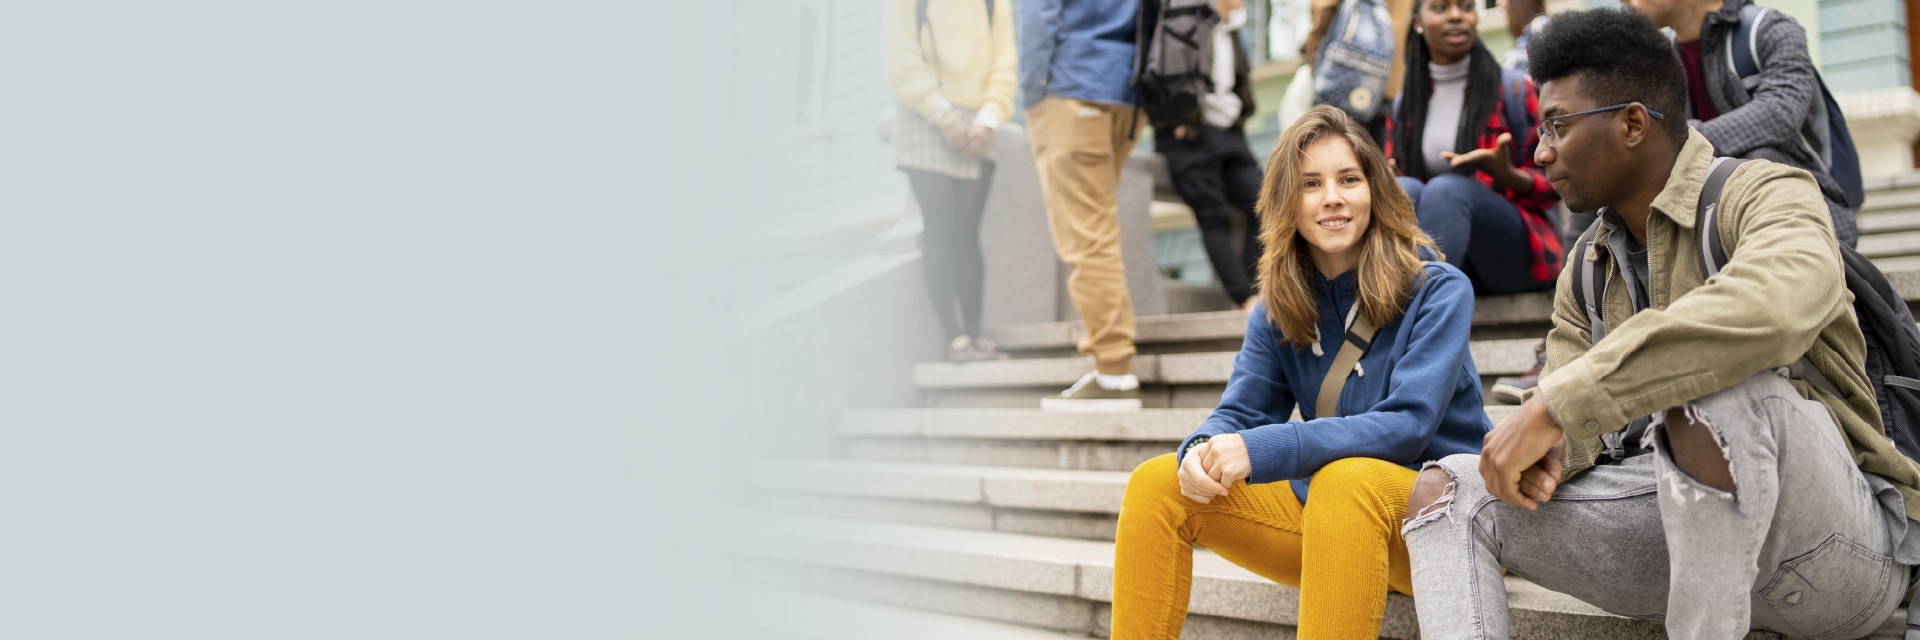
[1041,373,1143,412]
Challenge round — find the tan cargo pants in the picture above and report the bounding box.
[1026,97,1142,375]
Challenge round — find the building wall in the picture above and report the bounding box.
[1823,0,1909,91]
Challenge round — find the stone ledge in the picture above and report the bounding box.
[841,406,1527,444]
[732,583,1091,640]
[753,460,1129,514]
[914,342,1540,390]
[990,298,1555,352]
[708,513,1747,637]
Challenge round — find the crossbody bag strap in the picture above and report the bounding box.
[1316,315,1380,418]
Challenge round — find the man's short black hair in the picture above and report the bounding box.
[1528,8,1689,143]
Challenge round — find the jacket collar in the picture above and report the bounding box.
[1602,129,1719,238]
[1314,268,1358,299]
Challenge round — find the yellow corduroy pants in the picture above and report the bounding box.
[1111,454,1416,640]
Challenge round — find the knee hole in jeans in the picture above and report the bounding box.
[1404,465,1458,531]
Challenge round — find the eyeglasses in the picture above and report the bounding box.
[1536,103,1665,148]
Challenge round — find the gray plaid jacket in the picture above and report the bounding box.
[1691,0,1857,246]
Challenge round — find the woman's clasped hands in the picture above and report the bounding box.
[1177,433,1253,503]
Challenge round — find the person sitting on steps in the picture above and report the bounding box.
[1400,10,1920,639]
[1389,0,1564,300]
[1110,105,1491,640]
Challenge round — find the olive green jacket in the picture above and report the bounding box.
[1535,129,1920,519]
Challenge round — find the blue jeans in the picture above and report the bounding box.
[1402,372,1915,639]
[1397,175,1548,295]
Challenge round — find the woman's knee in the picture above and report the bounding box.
[1126,453,1184,499]
[1396,176,1425,204]
[1419,174,1484,206]
[1309,458,1412,511]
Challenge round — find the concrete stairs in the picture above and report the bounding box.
[727,175,1920,638]
[1860,172,1920,271]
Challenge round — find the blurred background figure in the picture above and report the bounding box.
[1154,0,1267,310]
[1304,0,1415,146]
[885,0,1020,362]
[1623,0,1862,247]
[1389,0,1562,297]
[1020,0,1147,409]
[1499,0,1549,74]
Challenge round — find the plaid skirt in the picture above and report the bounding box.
[893,104,994,181]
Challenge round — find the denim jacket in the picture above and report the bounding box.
[1016,0,1139,109]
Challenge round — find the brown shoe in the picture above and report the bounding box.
[1489,340,1547,405]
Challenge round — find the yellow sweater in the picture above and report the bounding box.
[883,0,1018,126]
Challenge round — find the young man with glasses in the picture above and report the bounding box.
[1399,10,1920,639]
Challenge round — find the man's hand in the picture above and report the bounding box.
[1480,392,1566,510]
[941,118,970,150]
[964,125,994,157]
[1519,438,1565,504]
[1200,433,1252,493]
[1178,442,1230,503]
[1441,132,1514,173]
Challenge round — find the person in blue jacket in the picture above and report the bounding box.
[1109,105,1491,640]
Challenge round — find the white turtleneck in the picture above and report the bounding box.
[1422,58,1471,178]
[1200,8,1248,129]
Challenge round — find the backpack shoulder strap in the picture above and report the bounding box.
[1695,157,1748,278]
[1499,67,1535,168]
[1728,4,1769,87]
[1570,219,1607,344]
[1316,315,1380,418]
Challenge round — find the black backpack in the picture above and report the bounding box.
[1727,3,1865,208]
[1570,158,1920,462]
[1132,0,1220,128]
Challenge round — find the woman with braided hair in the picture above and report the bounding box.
[1389,0,1563,295]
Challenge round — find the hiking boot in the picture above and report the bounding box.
[946,336,1011,363]
[1042,372,1142,412]
[1489,340,1547,405]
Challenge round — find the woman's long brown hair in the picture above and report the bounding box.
[1255,105,1439,350]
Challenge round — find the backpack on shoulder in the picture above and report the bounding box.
[1570,158,1920,464]
[1727,3,1866,208]
[1312,0,1395,123]
[1132,0,1220,128]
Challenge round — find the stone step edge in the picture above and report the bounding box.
[699,512,1660,632]
[750,460,1130,514]
[733,584,1089,640]
[839,406,1525,440]
[988,266,1920,352]
[913,340,1541,389]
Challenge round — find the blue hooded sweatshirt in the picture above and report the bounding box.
[1176,261,1491,505]
[1017,0,1139,109]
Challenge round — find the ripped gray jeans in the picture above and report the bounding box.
[1402,371,1917,640]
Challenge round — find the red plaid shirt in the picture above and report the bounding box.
[1387,78,1565,286]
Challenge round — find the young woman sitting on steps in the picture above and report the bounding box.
[1109,105,1492,640]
